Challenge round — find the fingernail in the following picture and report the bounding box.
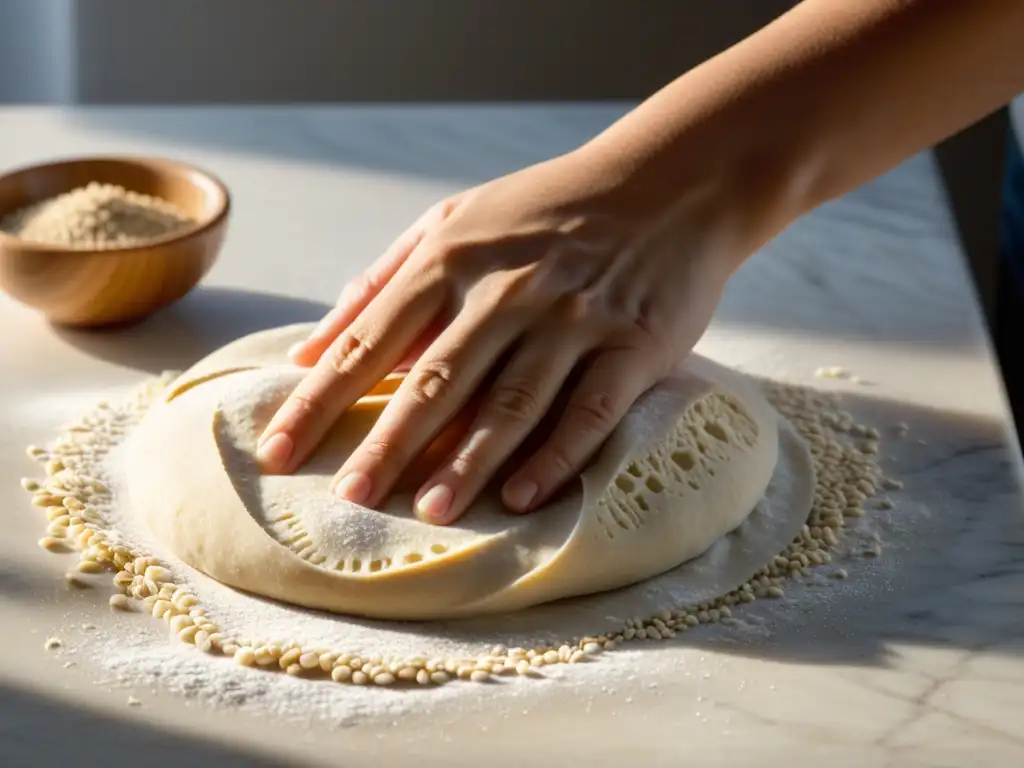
[256,432,293,470]
[333,471,372,504]
[503,478,538,512]
[416,484,454,523]
[286,341,306,360]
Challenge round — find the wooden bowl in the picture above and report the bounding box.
[0,155,230,327]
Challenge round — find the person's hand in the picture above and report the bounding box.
[255,148,741,525]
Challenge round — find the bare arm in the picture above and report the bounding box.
[588,0,1024,266]
[266,0,1024,524]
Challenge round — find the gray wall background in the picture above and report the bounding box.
[1,0,796,103]
[0,0,1014,330]
[0,0,73,102]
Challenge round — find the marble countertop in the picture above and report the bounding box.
[1,106,1022,767]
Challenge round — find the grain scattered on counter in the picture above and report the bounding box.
[18,369,898,687]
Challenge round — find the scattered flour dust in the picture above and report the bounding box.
[88,625,479,722]
[24,371,900,725]
[79,619,673,725]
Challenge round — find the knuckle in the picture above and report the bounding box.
[449,447,488,480]
[285,392,325,421]
[432,196,461,220]
[406,360,456,405]
[493,269,534,302]
[344,273,374,302]
[541,442,578,477]
[464,269,536,313]
[324,329,376,375]
[627,327,672,377]
[570,390,620,434]
[633,320,665,352]
[604,283,638,318]
[419,238,462,274]
[543,241,607,289]
[607,322,671,374]
[559,291,604,324]
[359,431,406,467]
[486,379,542,423]
[630,298,671,351]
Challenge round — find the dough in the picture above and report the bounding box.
[123,324,781,620]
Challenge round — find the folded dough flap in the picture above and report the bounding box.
[132,321,781,620]
[238,370,579,584]
[464,356,780,614]
[128,365,577,619]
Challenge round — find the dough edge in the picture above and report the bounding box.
[124,324,785,620]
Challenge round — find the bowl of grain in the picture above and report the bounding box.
[0,155,230,327]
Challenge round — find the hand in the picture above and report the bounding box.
[256,149,739,525]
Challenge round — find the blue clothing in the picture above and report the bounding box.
[999,128,1023,441]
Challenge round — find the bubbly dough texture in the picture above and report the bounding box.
[124,324,781,620]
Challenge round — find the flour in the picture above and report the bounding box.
[23,371,894,725]
[98,409,812,649]
[69,577,642,725]
[82,630,674,726]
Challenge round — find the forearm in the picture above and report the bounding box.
[585,0,1024,265]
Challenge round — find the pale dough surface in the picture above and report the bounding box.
[124,324,782,620]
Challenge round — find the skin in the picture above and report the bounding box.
[258,0,1024,525]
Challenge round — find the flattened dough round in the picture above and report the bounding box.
[124,324,781,620]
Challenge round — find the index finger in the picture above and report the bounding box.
[256,275,445,477]
[288,225,427,368]
[290,198,462,368]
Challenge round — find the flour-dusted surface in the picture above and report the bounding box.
[19,349,927,747]
[2,106,1023,768]
[44,365,819,724]
[121,323,800,622]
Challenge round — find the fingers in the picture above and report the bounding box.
[329,301,527,509]
[257,275,444,476]
[502,348,656,513]
[412,331,588,524]
[288,227,426,367]
[391,395,480,495]
[392,313,449,374]
[289,199,459,367]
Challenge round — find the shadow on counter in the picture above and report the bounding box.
[680,383,1024,668]
[0,679,283,768]
[44,286,1024,673]
[0,562,54,604]
[186,379,1022,674]
[50,286,331,375]
[65,108,983,352]
[64,105,624,187]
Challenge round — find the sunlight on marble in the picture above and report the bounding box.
[0,105,1021,766]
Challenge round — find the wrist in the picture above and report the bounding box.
[578,0,1024,273]
[572,104,801,278]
